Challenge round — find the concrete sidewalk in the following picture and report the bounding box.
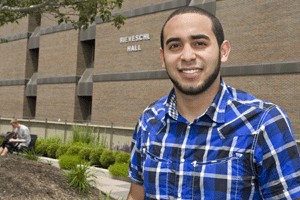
[89,166,130,200]
[38,157,130,200]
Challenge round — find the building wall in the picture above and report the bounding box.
[0,40,27,79]
[93,80,172,127]
[38,30,79,77]
[94,11,168,74]
[0,18,28,36]
[0,0,299,143]
[217,0,300,65]
[0,86,25,117]
[36,84,77,121]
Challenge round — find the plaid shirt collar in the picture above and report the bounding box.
[166,79,229,124]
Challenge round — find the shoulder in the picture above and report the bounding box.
[19,124,30,132]
[225,84,291,129]
[141,95,168,120]
[134,95,168,135]
[226,84,275,111]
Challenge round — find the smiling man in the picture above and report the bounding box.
[127,6,300,200]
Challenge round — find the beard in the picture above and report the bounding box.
[166,53,221,96]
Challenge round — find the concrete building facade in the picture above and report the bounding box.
[0,0,299,141]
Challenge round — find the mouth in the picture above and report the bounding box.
[181,69,202,74]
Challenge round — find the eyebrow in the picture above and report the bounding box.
[165,34,210,46]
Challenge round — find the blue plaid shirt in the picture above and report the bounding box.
[129,80,300,200]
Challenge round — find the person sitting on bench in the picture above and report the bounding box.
[0,118,31,156]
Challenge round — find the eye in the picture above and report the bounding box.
[194,41,206,47]
[168,42,181,50]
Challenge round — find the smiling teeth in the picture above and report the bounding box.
[182,69,199,73]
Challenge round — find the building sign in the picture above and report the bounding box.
[119,33,150,52]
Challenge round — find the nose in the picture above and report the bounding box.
[180,44,196,61]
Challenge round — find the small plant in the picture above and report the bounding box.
[23,150,39,161]
[56,144,70,158]
[100,149,115,169]
[71,125,95,145]
[66,145,82,155]
[97,133,108,149]
[115,151,130,163]
[108,162,129,178]
[79,147,93,161]
[89,148,104,166]
[46,143,60,158]
[65,162,95,194]
[35,137,63,156]
[59,154,83,170]
[35,142,50,156]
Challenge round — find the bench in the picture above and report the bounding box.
[14,134,38,153]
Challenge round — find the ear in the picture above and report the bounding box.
[220,40,231,63]
[159,48,166,68]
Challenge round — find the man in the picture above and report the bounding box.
[127,6,300,200]
[0,118,31,156]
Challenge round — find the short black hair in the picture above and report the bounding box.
[160,6,224,50]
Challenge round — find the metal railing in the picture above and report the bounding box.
[0,117,134,150]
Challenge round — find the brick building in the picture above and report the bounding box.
[0,0,299,141]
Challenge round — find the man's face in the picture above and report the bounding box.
[11,123,18,129]
[160,13,229,96]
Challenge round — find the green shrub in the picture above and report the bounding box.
[35,137,62,156]
[66,145,82,155]
[35,142,50,156]
[115,151,130,163]
[89,148,104,166]
[35,138,44,146]
[56,144,70,158]
[79,147,93,161]
[58,154,83,170]
[65,163,95,194]
[46,143,60,158]
[108,162,129,178]
[100,149,115,169]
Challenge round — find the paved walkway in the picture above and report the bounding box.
[39,157,130,200]
[89,166,130,200]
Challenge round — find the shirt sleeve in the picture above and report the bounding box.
[128,119,144,185]
[254,105,300,199]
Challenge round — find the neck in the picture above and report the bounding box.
[175,79,220,123]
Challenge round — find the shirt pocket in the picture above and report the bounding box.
[143,150,171,199]
[192,153,243,200]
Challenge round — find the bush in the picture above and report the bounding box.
[66,145,82,155]
[59,154,83,170]
[65,163,95,194]
[35,142,50,156]
[79,147,93,161]
[46,143,60,158]
[115,151,130,163]
[100,149,115,169]
[35,137,63,156]
[89,148,104,166]
[108,162,129,178]
[56,144,70,158]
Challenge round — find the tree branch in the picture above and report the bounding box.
[0,0,54,12]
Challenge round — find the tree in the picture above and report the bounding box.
[0,0,125,29]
